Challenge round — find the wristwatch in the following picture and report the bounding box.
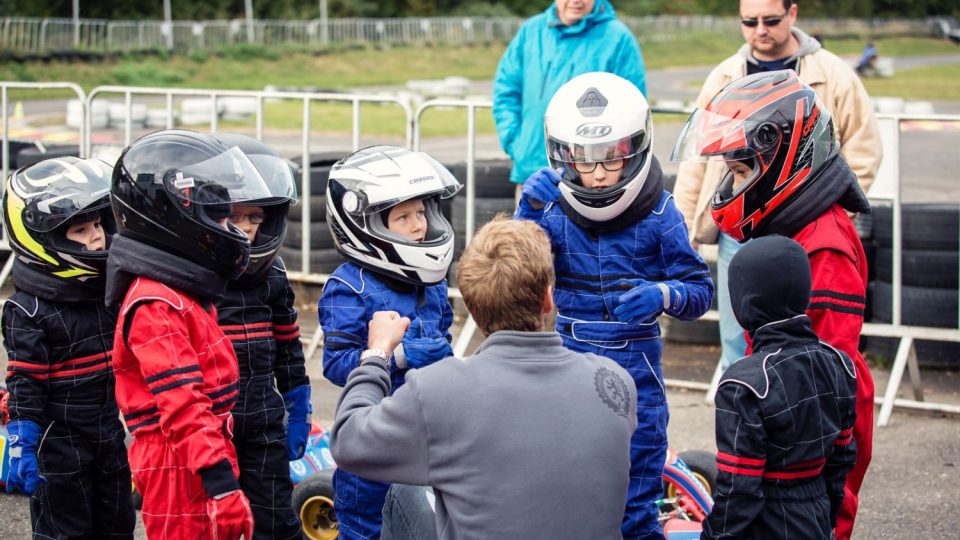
[359,348,390,366]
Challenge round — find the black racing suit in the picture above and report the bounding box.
[2,262,135,539]
[216,260,309,540]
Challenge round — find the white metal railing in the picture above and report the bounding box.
[84,85,414,278]
[0,16,935,55]
[3,84,959,425]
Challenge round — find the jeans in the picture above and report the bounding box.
[718,232,748,370]
[381,485,438,540]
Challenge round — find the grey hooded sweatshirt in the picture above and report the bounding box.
[330,331,637,540]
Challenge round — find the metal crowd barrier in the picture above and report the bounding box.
[84,85,413,278]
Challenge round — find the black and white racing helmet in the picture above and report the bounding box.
[545,71,655,228]
[326,145,461,285]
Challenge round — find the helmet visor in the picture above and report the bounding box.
[166,146,273,206]
[18,163,112,233]
[670,108,769,164]
[547,129,649,165]
[337,159,461,216]
[247,154,299,202]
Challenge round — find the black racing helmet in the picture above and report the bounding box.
[110,129,273,280]
[2,157,116,284]
[210,132,298,281]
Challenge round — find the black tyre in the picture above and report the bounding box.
[277,247,344,274]
[445,159,516,199]
[292,469,338,540]
[867,281,958,329]
[677,449,719,497]
[873,203,960,251]
[288,195,327,222]
[290,152,345,196]
[664,318,720,346]
[451,197,516,234]
[284,221,335,250]
[15,145,80,168]
[875,247,958,289]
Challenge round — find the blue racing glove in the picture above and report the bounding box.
[283,385,312,460]
[614,281,669,325]
[6,419,45,495]
[520,167,563,207]
[402,336,453,369]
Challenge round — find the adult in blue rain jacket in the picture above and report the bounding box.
[493,0,647,188]
[515,73,713,540]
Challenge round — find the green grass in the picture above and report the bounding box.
[862,64,960,101]
[1,36,956,135]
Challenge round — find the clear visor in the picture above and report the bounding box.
[165,146,273,206]
[247,153,299,202]
[670,109,767,164]
[339,164,461,216]
[19,158,112,233]
[547,129,649,164]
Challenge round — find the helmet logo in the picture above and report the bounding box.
[576,87,608,117]
[576,123,613,138]
[409,175,433,184]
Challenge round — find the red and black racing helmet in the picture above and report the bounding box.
[671,70,837,242]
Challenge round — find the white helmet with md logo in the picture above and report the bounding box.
[545,71,660,231]
[326,145,461,285]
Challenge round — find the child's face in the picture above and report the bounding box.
[575,159,624,190]
[229,205,266,242]
[387,199,427,242]
[65,217,106,251]
[724,160,754,190]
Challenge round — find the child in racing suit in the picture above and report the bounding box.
[213,133,310,540]
[319,145,460,539]
[514,71,714,540]
[2,157,135,539]
[703,235,858,539]
[671,70,874,539]
[105,129,271,539]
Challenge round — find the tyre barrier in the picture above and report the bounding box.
[861,202,960,369]
[283,153,344,272]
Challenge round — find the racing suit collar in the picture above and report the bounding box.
[12,259,105,303]
[105,233,227,308]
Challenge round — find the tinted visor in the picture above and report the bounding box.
[26,183,112,234]
[165,146,273,206]
[670,109,773,163]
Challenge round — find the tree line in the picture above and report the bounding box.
[0,0,956,21]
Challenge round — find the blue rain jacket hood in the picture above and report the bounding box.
[493,0,647,184]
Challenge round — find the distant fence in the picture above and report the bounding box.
[0,15,937,56]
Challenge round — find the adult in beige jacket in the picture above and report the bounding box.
[674,22,881,247]
[673,3,882,540]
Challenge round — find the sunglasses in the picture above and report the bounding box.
[573,159,625,174]
[740,13,787,28]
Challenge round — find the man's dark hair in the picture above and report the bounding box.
[782,0,795,11]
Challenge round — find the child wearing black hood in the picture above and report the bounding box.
[701,235,858,540]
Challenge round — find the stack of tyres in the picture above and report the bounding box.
[281,152,348,274]
[443,160,517,283]
[860,203,960,369]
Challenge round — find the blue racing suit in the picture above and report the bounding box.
[319,262,454,540]
[516,191,713,540]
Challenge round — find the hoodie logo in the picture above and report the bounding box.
[576,87,608,117]
[594,366,630,417]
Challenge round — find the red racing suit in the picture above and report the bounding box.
[113,277,242,539]
[793,203,873,540]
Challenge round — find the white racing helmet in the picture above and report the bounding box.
[326,145,461,285]
[545,71,657,229]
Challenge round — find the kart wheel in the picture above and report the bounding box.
[675,450,718,497]
[293,470,337,540]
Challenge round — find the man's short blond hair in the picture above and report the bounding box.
[457,216,554,335]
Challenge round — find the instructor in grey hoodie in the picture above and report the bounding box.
[330,217,637,540]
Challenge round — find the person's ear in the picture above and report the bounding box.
[542,285,554,315]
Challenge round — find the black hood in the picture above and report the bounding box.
[728,235,812,336]
[105,234,227,308]
[12,258,105,303]
[754,154,871,240]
